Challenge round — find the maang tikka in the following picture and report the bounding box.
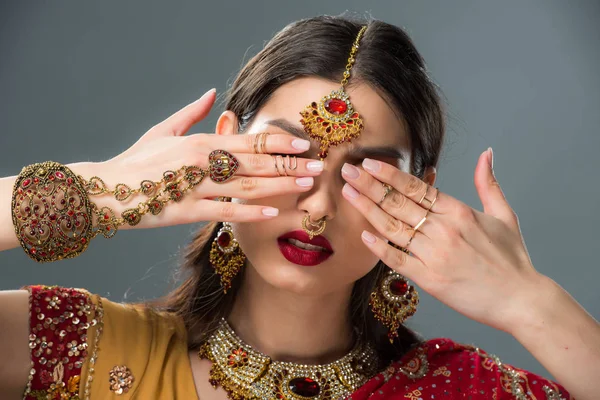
[300,26,367,159]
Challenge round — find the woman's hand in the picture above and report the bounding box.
[340,149,543,333]
[92,89,322,230]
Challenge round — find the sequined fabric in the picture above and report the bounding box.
[347,338,573,400]
[22,285,102,400]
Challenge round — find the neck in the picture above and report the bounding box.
[228,265,355,365]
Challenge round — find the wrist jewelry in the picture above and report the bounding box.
[12,151,237,263]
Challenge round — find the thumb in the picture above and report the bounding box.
[149,88,217,138]
[474,148,517,227]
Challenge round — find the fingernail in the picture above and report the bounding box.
[292,139,311,151]
[341,163,360,179]
[307,161,324,172]
[362,158,381,173]
[361,230,377,244]
[487,147,494,169]
[196,88,216,101]
[262,207,279,217]
[296,177,314,187]
[342,183,359,199]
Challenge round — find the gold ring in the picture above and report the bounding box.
[258,132,270,154]
[419,186,439,211]
[302,214,326,239]
[379,183,393,205]
[253,132,270,154]
[286,155,297,171]
[272,155,283,176]
[208,150,240,183]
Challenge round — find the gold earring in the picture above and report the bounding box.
[209,222,246,293]
[369,250,419,342]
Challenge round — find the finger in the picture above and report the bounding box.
[160,89,217,137]
[189,199,281,222]
[360,158,455,214]
[195,133,312,155]
[201,176,315,200]
[341,163,426,227]
[342,183,432,255]
[235,154,323,177]
[474,148,518,228]
[360,230,424,279]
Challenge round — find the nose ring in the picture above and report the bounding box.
[302,214,326,239]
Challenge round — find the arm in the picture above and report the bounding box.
[0,161,116,253]
[511,274,600,400]
[0,161,114,398]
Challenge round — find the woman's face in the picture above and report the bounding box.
[226,77,411,296]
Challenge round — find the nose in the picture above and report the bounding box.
[296,169,338,221]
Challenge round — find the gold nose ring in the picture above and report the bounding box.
[302,214,326,239]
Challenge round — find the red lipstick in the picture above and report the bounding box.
[277,230,334,266]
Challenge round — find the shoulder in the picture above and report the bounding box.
[21,285,189,399]
[351,337,573,400]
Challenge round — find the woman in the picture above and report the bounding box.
[0,16,597,400]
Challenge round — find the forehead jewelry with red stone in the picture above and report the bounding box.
[299,26,367,160]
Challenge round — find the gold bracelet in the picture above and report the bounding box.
[11,161,206,262]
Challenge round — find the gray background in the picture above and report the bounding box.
[1,1,598,381]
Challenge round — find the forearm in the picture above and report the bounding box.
[0,161,115,253]
[511,274,600,400]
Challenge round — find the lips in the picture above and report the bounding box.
[277,230,334,266]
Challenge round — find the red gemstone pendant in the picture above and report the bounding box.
[324,98,347,115]
[288,377,320,397]
[390,279,408,296]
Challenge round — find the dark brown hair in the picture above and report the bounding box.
[158,15,445,369]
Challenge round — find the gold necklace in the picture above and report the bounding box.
[198,318,380,400]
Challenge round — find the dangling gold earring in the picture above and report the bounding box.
[369,247,419,342]
[209,222,246,293]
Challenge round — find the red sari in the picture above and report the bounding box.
[349,337,573,400]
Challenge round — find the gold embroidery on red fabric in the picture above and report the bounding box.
[432,366,451,377]
[472,347,565,400]
[22,286,103,400]
[404,389,423,399]
[396,346,429,380]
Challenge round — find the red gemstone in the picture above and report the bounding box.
[55,171,64,179]
[289,377,320,397]
[67,178,73,185]
[324,99,347,115]
[22,179,32,188]
[217,231,232,248]
[68,210,74,216]
[390,279,408,296]
[33,178,39,183]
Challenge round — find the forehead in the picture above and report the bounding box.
[250,77,409,150]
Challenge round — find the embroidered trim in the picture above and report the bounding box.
[22,285,103,400]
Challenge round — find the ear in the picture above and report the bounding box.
[422,166,437,186]
[215,110,239,137]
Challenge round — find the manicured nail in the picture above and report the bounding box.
[306,161,324,172]
[487,147,494,169]
[196,88,216,102]
[342,183,359,199]
[292,139,311,151]
[262,207,279,217]
[341,163,360,179]
[362,158,381,173]
[296,177,314,187]
[361,230,376,244]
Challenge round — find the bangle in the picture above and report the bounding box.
[11,161,205,262]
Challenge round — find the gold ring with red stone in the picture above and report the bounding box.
[208,150,240,183]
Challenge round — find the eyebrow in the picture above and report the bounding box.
[265,118,406,162]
